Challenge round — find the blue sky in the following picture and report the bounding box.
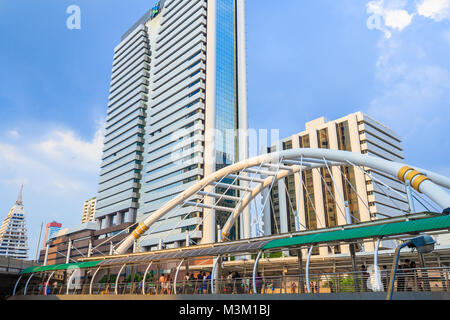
[0,0,449,258]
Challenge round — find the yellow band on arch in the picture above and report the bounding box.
[132,223,150,239]
[398,166,413,182]
[412,175,431,193]
[405,170,421,183]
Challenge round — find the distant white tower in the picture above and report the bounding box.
[0,185,29,259]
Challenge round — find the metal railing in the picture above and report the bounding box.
[18,267,450,296]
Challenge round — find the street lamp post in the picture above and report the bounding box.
[386,235,436,300]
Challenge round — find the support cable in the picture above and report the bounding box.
[372,180,409,214]
[412,190,440,212]
[336,166,371,213]
[316,168,351,225]
[300,175,324,229]
[257,158,284,235]
[283,182,307,230]
[349,161,408,200]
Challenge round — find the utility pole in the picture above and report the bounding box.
[35,222,43,263]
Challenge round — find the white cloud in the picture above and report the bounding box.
[417,0,450,21]
[366,26,450,178]
[367,0,450,37]
[35,128,104,173]
[0,124,104,193]
[384,9,414,30]
[7,129,20,139]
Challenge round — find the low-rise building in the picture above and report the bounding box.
[38,221,134,266]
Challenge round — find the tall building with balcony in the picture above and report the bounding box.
[265,112,407,256]
[0,186,29,259]
[81,198,97,224]
[95,0,248,251]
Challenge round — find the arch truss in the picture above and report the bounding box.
[115,149,450,255]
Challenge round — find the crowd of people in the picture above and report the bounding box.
[30,259,439,295]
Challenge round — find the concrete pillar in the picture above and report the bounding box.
[262,188,272,236]
[105,215,113,229]
[87,240,92,258]
[309,130,328,256]
[328,122,350,254]
[202,0,217,245]
[43,244,49,266]
[66,239,72,264]
[349,114,371,224]
[125,209,136,224]
[292,135,307,231]
[278,179,289,234]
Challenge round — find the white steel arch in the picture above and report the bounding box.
[115,148,450,255]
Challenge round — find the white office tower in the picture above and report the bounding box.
[0,186,29,259]
[95,0,248,251]
[266,112,407,255]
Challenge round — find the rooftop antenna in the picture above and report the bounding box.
[15,184,23,206]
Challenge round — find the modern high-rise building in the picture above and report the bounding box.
[95,0,248,251]
[0,186,29,259]
[42,221,62,249]
[265,112,407,256]
[81,198,97,224]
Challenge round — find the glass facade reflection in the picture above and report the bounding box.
[215,0,238,167]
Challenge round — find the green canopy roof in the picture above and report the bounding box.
[21,260,103,274]
[263,215,450,250]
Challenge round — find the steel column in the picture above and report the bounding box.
[306,246,314,293]
[174,259,185,295]
[89,267,101,295]
[44,271,55,296]
[211,256,221,294]
[252,251,263,294]
[387,242,410,300]
[374,237,383,292]
[115,264,127,295]
[142,262,153,295]
[24,274,34,295]
[12,275,23,296]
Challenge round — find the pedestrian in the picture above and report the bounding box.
[197,272,203,294]
[397,265,405,292]
[291,281,298,294]
[361,265,369,292]
[255,272,263,294]
[203,272,210,294]
[166,274,172,294]
[159,273,165,295]
[381,265,389,292]
[402,259,412,291]
[409,261,418,291]
[226,272,233,294]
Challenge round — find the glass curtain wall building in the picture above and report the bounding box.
[95,0,248,251]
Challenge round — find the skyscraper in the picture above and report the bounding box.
[0,186,29,259]
[95,0,248,251]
